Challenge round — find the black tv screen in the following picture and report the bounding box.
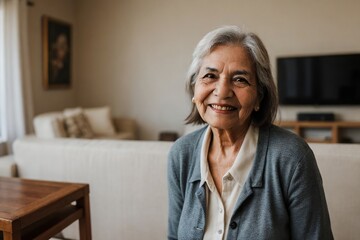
[277,53,360,105]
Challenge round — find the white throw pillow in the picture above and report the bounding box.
[63,107,83,117]
[83,106,116,136]
[33,112,67,138]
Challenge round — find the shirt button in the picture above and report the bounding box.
[219,208,223,213]
[226,175,233,181]
[230,221,238,229]
[217,229,223,234]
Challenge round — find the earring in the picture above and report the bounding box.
[255,106,260,111]
[192,97,195,103]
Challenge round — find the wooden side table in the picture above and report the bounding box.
[0,177,91,240]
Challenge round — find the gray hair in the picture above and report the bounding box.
[185,25,278,127]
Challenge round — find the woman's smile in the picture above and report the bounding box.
[209,104,237,112]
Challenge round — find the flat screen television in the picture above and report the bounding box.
[277,53,360,105]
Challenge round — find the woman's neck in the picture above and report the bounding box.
[207,123,251,193]
[210,122,250,156]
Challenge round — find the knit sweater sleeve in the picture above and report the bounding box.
[287,148,334,240]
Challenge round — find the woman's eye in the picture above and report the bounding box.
[233,77,250,86]
[203,73,217,79]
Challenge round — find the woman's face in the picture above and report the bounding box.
[193,44,259,131]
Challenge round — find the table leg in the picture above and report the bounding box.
[3,231,20,240]
[78,194,92,240]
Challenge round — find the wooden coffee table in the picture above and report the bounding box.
[0,177,91,240]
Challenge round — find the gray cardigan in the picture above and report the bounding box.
[167,125,333,240]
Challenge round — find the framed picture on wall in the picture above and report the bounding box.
[42,16,72,89]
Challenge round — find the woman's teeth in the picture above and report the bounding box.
[211,104,235,111]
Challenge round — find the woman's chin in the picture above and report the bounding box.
[207,118,251,132]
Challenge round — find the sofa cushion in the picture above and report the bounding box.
[83,106,116,136]
[64,114,94,139]
[63,108,94,139]
[33,112,67,138]
[63,107,83,117]
[309,143,360,239]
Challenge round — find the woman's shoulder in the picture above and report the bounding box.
[167,125,206,173]
[260,125,317,181]
[268,124,308,144]
[266,124,313,158]
[170,125,207,154]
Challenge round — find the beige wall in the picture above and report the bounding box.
[28,0,77,115]
[29,0,360,140]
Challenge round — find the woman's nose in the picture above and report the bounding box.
[213,79,233,98]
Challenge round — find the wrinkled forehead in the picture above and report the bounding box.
[199,45,255,72]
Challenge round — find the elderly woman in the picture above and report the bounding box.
[167,26,333,240]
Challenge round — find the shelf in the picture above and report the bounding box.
[275,121,360,143]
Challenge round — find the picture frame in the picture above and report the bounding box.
[42,16,72,89]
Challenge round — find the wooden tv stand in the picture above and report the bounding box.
[275,121,360,143]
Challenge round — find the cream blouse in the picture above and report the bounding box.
[200,125,259,240]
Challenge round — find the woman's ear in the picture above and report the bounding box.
[255,88,264,112]
[254,97,261,112]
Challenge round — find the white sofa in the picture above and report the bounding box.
[1,136,359,239]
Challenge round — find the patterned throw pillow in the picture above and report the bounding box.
[64,115,81,138]
[63,111,94,139]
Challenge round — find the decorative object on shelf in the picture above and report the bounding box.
[159,131,179,141]
[276,120,360,143]
[297,112,335,122]
[42,16,72,89]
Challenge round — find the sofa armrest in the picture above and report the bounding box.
[0,155,17,177]
[113,117,138,139]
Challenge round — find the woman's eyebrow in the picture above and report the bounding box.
[233,70,250,76]
[205,67,219,72]
[203,67,251,76]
